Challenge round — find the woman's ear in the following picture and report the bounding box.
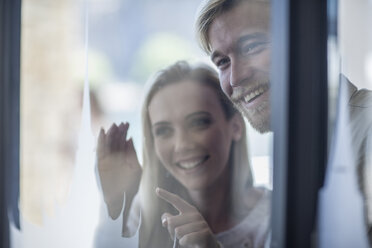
[230,114,244,141]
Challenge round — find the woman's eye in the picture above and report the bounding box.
[154,126,172,137]
[190,118,212,129]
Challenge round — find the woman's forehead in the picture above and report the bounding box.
[150,81,218,107]
[148,81,222,121]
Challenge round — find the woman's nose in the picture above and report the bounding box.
[174,129,193,152]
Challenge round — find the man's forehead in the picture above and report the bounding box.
[208,1,270,55]
[213,1,270,31]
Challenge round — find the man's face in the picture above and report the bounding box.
[208,1,271,133]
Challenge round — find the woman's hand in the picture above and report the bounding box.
[97,122,142,219]
[156,188,220,248]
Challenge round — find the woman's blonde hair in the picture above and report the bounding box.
[137,61,253,247]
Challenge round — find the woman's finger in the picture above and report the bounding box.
[97,127,106,158]
[161,212,173,227]
[156,187,195,213]
[107,123,119,150]
[160,212,177,240]
[118,122,126,147]
[174,221,208,240]
[119,122,130,150]
[178,228,212,247]
[112,123,122,151]
[164,212,201,239]
[125,138,140,169]
[166,212,201,228]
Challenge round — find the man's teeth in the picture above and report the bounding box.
[243,85,268,103]
[178,157,206,169]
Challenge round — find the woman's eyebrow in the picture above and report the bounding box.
[152,121,170,127]
[185,111,211,120]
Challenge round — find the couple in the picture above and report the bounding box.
[97,0,372,247]
[98,1,272,247]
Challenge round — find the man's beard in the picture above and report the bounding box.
[234,98,271,133]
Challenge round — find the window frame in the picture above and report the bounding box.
[270,1,328,247]
[0,0,22,246]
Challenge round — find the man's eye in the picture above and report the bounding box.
[216,58,230,69]
[241,41,269,56]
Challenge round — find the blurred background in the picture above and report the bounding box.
[20,0,209,247]
[20,0,205,225]
[339,0,372,90]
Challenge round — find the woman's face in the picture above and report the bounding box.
[148,80,242,191]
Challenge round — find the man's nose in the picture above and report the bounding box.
[230,59,253,87]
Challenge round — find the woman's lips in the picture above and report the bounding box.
[176,155,210,170]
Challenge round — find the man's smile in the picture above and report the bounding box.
[242,84,270,104]
[231,80,271,107]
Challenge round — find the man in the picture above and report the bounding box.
[195,0,372,245]
[196,1,272,247]
[196,0,271,134]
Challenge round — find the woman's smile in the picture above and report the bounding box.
[176,155,210,170]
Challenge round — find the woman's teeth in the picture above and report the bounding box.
[244,85,268,103]
[177,156,208,169]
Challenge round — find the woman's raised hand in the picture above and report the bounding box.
[156,188,220,248]
[97,122,142,219]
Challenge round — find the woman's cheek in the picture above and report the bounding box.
[157,140,180,180]
[154,140,168,164]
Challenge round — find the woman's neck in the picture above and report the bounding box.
[187,167,235,233]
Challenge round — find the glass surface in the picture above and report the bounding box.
[318,0,372,247]
[15,0,273,247]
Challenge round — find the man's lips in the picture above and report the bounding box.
[175,155,210,170]
[242,84,270,103]
[232,83,270,104]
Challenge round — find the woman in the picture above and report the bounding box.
[97,61,270,248]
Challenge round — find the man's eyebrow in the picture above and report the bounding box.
[210,32,268,62]
[237,32,267,44]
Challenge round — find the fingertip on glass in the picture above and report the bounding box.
[161,216,167,227]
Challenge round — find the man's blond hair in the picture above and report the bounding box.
[195,0,269,54]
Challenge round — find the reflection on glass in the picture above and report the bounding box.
[318,0,372,247]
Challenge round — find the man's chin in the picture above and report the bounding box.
[236,101,271,133]
[248,118,271,133]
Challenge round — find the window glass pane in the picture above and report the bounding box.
[319,0,372,246]
[15,0,273,247]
